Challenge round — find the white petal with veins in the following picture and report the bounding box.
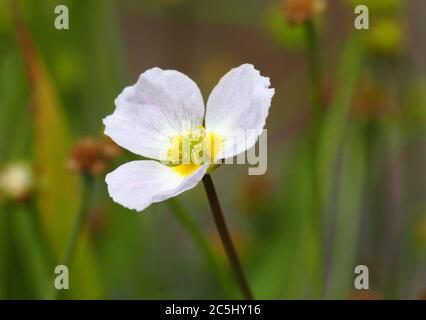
[104,68,205,160]
[205,64,275,160]
[105,160,207,212]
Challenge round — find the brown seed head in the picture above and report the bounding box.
[283,0,326,25]
[66,136,122,176]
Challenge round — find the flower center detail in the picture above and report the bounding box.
[167,126,223,176]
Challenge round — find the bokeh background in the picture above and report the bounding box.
[1,0,426,299]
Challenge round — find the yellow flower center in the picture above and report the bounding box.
[167,126,223,176]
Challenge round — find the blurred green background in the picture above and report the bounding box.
[1,0,426,299]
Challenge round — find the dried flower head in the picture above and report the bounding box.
[0,162,33,202]
[283,0,326,25]
[66,136,122,176]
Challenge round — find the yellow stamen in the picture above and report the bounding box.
[171,164,202,177]
[167,126,223,176]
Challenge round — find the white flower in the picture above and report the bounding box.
[103,64,274,212]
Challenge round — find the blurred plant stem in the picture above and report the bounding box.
[26,198,56,265]
[202,174,253,300]
[324,128,366,298]
[319,36,364,298]
[304,20,323,117]
[377,62,406,297]
[166,198,233,297]
[0,201,10,299]
[50,173,94,299]
[304,19,323,297]
[13,204,51,298]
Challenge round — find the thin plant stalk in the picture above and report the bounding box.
[305,20,323,117]
[27,198,55,268]
[304,19,324,297]
[0,201,10,299]
[50,173,94,299]
[304,19,323,220]
[202,174,253,300]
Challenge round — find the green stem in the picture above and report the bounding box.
[50,173,94,299]
[305,20,323,212]
[304,19,323,297]
[202,174,253,300]
[0,201,9,299]
[166,198,233,297]
[27,197,55,268]
[304,19,323,221]
[305,20,323,116]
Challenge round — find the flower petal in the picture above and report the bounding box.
[105,160,207,212]
[103,68,205,160]
[205,64,274,159]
